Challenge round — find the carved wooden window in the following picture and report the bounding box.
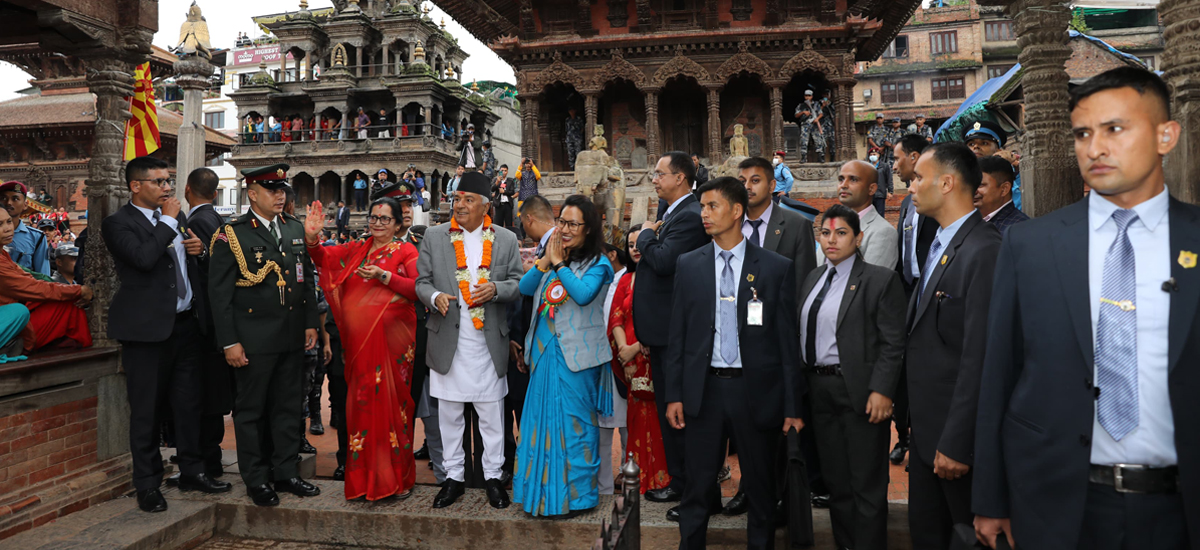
[931,77,965,101]
[658,0,700,28]
[608,0,629,27]
[730,0,752,21]
[985,20,1013,42]
[782,0,819,20]
[881,81,914,104]
[930,31,958,55]
[882,36,909,59]
[987,64,1016,79]
[541,2,576,34]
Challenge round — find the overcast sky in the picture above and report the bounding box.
[0,0,515,101]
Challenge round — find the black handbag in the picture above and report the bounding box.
[785,428,814,548]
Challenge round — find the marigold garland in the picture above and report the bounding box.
[450,215,494,330]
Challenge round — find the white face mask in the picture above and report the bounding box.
[772,158,781,166]
[869,155,880,163]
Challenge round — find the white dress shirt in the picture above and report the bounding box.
[664,193,690,219]
[711,238,746,369]
[920,209,975,297]
[903,204,921,283]
[799,254,856,366]
[130,202,192,313]
[742,201,774,247]
[1087,187,1174,467]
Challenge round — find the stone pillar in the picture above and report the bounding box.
[340,174,348,202]
[1160,0,1200,203]
[341,111,350,140]
[645,89,660,164]
[315,112,323,140]
[306,50,315,80]
[706,86,721,161]
[355,48,363,78]
[769,84,784,157]
[1009,0,1080,216]
[81,57,137,347]
[584,91,599,146]
[280,54,288,83]
[381,47,389,76]
[834,78,856,162]
[235,177,244,212]
[173,54,215,208]
[520,95,536,160]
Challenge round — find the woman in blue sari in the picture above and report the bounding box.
[514,195,615,517]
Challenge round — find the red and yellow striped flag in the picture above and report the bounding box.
[124,62,160,161]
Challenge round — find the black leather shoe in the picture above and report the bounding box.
[300,440,318,454]
[666,503,721,522]
[248,484,280,507]
[889,442,908,465]
[413,444,430,460]
[432,479,465,508]
[811,493,831,509]
[136,488,167,513]
[645,486,683,502]
[309,420,325,436]
[722,491,748,516]
[485,478,511,509]
[165,473,181,486]
[178,473,232,494]
[499,470,513,488]
[333,466,345,481]
[275,477,321,497]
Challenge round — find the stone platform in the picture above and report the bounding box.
[3,477,913,550]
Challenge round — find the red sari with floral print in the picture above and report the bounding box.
[607,271,670,492]
[309,239,419,500]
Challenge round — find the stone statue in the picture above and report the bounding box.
[589,123,608,152]
[574,147,626,246]
[729,123,749,158]
[177,1,212,59]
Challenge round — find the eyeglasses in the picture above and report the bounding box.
[367,215,394,225]
[555,218,585,231]
[652,171,678,180]
[136,178,175,188]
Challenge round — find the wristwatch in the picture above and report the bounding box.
[552,262,568,272]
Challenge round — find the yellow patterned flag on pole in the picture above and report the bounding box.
[124,62,160,160]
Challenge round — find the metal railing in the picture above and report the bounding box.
[591,455,640,550]
[235,122,467,144]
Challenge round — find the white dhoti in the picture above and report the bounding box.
[429,223,508,482]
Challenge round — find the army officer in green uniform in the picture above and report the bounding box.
[208,163,321,506]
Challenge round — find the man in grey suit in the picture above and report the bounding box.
[416,172,523,510]
[835,160,899,269]
[801,203,907,550]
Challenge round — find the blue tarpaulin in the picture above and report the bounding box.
[933,64,1020,144]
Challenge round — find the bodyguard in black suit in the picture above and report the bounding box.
[975,156,1029,237]
[101,157,231,513]
[334,200,350,238]
[975,69,1197,550]
[904,143,1001,549]
[634,152,711,508]
[892,134,934,465]
[664,177,803,550]
[183,168,234,479]
[801,204,907,550]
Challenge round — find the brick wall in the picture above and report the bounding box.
[0,349,130,542]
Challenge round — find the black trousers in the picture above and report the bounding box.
[1076,482,1189,550]
[354,189,367,211]
[907,438,973,550]
[680,375,776,550]
[503,362,529,475]
[328,370,348,467]
[649,346,687,491]
[121,312,204,491]
[233,350,304,487]
[808,373,890,550]
[495,202,514,229]
[199,348,232,475]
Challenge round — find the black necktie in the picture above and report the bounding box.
[748,219,764,246]
[154,211,187,301]
[805,267,836,366]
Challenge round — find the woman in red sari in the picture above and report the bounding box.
[607,228,670,493]
[304,197,418,500]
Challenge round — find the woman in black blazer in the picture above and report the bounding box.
[798,203,907,550]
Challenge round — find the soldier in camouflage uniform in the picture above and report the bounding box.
[821,89,836,161]
[209,163,321,506]
[794,89,825,163]
[564,108,584,170]
[867,113,890,157]
[481,140,497,180]
[913,114,934,142]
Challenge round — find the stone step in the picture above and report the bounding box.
[5,476,913,550]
